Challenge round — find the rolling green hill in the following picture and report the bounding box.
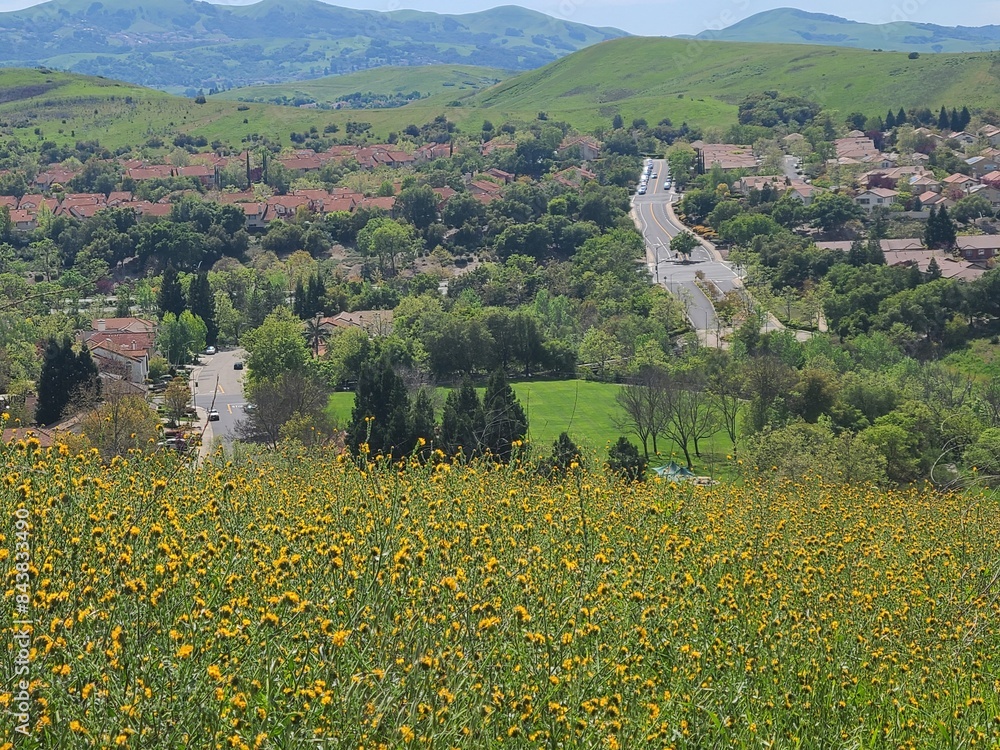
[216,65,512,109]
[461,37,1000,131]
[688,8,1000,54]
[0,0,625,95]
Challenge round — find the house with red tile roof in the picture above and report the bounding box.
[266,194,311,220]
[176,164,216,187]
[127,165,175,181]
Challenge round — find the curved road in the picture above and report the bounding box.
[633,159,740,341]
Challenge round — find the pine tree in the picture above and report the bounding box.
[482,368,527,462]
[440,380,484,461]
[548,432,583,474]
[885,109,896,129]
[186,271,217,346]
[866,237,886,265]
[960,106,972,130]
[158,265,185,318]
[347,356,411,459]
[896,108,907,125]
[926,256,942,280]
[924,206,939,248]
[292,277,306,318]
[938,205,957,248]
[35,337,99,425]
[607,436,647,482]
[938,106,950,131]
[847,239,868,267]
[407,388,436,460]
[950,108,962,133]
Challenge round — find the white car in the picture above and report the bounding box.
[204,346,217,355]
[208,409,220,422]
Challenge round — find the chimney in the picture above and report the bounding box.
[96,319,106,332]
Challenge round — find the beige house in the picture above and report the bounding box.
[854,188,898,211]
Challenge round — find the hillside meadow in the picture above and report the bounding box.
[1,434,998,747]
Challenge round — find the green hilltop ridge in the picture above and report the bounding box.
[0,0,625,95]
[688,8,1000,53]
[463,37,1000,130]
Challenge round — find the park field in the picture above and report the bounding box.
[327,378,733,472]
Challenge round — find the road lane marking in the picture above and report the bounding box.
[227,404,233,414]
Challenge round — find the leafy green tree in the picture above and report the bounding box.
[356,218,417,276]
[395,184,439,230]
[607,436,647,481]
[482,368,527,462]
[35,337,99,426]
[240,307,310,384]
[157,311,207,365]
[670,231,700,262]
[964,427,1000,475]
[346,356,412,459]
[158,265,185,318]
[808,192,863,234]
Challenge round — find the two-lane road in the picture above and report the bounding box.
[192,347,248,445]
[633,159,740,337]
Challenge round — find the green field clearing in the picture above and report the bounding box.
[327,378,734,474]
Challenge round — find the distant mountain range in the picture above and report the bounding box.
[687,8,1000,53]
[0,0,626,94]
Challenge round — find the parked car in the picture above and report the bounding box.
[204,346,217,355]
[233,361,244,370]
[208,409,220,422]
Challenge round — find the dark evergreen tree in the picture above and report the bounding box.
[938,206,957,248]
[960,106,972,130]
[347,356,411,459]
[896,108,907,125]
[884,109,896,129]
[612,114,624,130]
[847,239,868,267]
[926,256,942,280]
[937,106,950,131]
[158,265,185,318]
[547,432,583,473]
[35,337,99,425]
[292,277,306,318]
[924,206,939,248]
[482,369,527,462]
[607,436,647,482]
[866,237,886,265]
[187,271,217,346]
[408,388,436,460]
[950,108,962,133]
[440,380,485,461]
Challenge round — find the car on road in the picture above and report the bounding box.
[651,172,657,179]
[637,186,646,195]
[208,409,220,422]
[233,361,244,370]
[664,181,671,190]
[204,346,217,355]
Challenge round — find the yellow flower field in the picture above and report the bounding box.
[2,438,999,748]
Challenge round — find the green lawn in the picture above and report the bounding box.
[329,378,735,475]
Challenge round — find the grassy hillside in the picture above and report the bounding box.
[216,65,512,108]
[690,8,1000,54]
[4,437,999,746]
[463,37,1000,130]
[7,39,1000,154]
[0,0,626,94]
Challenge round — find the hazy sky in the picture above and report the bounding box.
[0,0,996,36]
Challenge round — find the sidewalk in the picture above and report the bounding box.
[193,406,215,464]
